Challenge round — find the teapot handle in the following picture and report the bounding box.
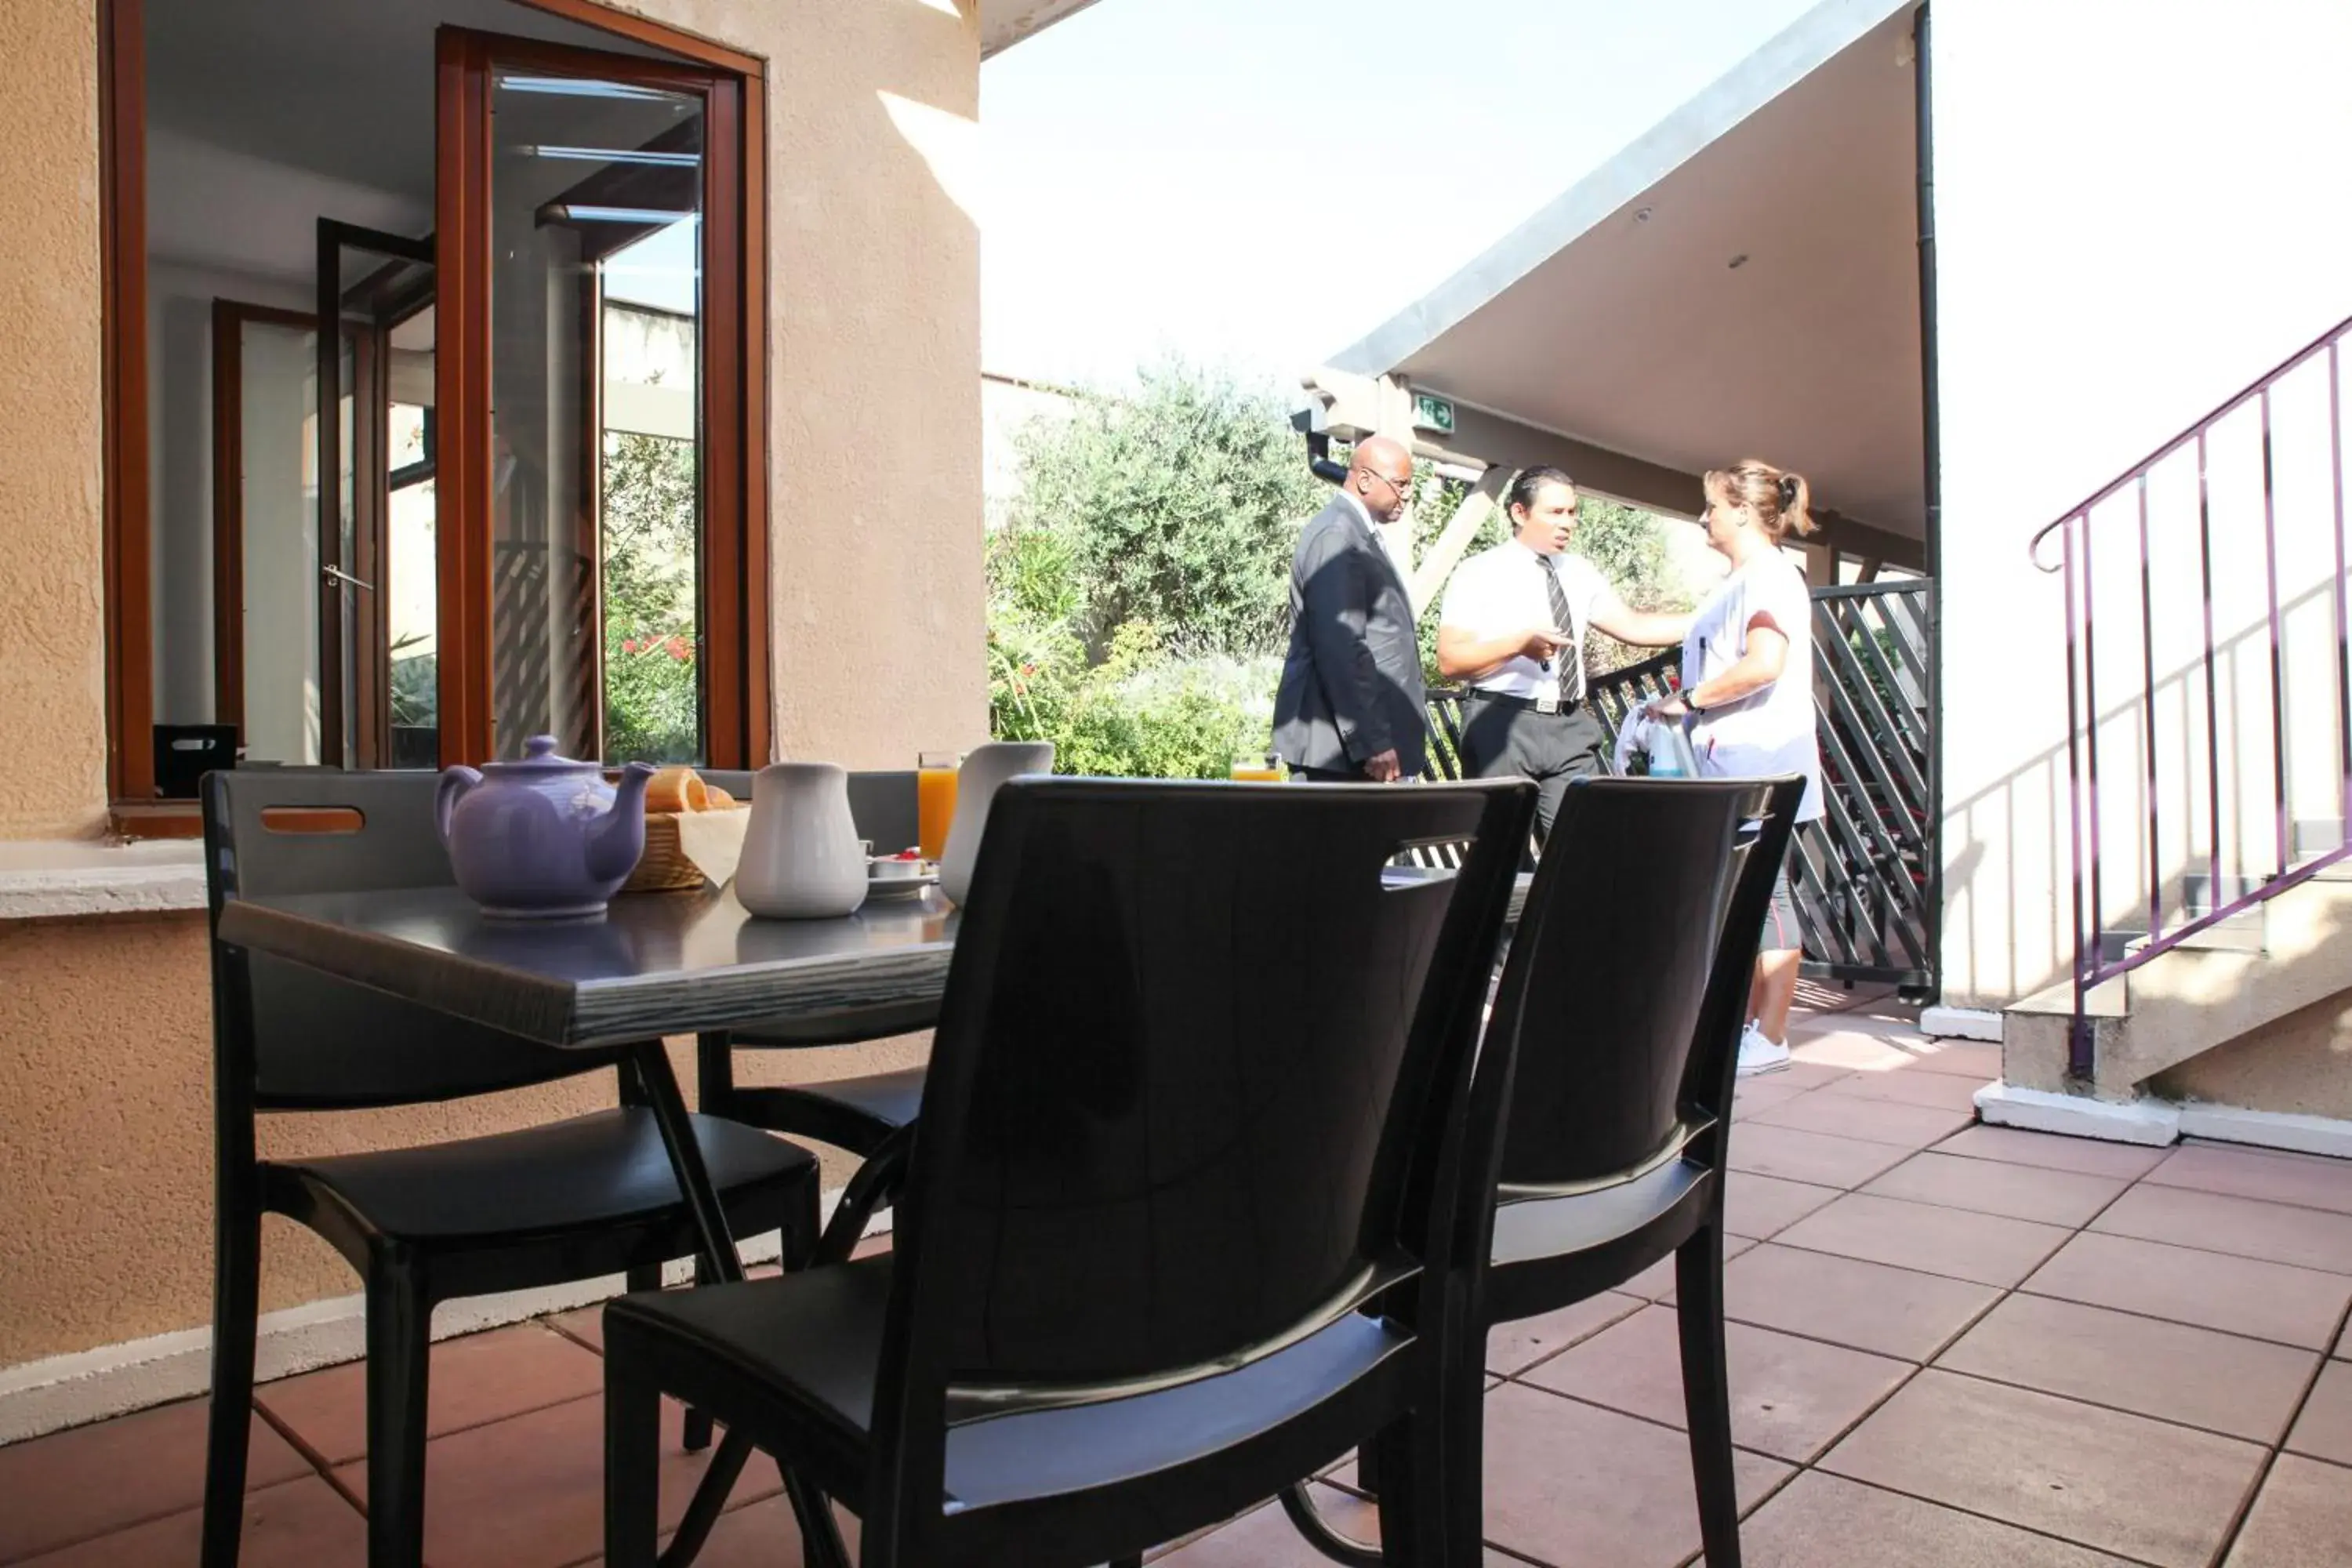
[435,767,484,848]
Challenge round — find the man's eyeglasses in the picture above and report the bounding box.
[1364,469,1413,498]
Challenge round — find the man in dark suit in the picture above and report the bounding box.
[1273,435,1428,782]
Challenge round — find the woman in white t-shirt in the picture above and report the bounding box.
[1641,459,1824,1076]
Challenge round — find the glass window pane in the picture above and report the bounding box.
[238,318,321,764]
[490,68,704,764]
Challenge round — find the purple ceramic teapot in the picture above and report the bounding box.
[436,737,656,919]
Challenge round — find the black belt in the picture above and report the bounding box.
[1465,688,1584,716]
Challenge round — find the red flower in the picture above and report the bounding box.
[621,637,640,655]
[666,636,691,661]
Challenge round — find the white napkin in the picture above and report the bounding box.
[672,804,752,888]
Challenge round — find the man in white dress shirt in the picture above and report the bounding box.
[1436,466,1691,837]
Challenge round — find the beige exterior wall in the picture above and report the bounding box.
[0,0,978,1380]
[2154,989,2352,1123]
[1932,0,2352,1012]
[0,0,109,842]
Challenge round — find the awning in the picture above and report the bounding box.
[981,0,1105,59]
[1325,0,1925,544]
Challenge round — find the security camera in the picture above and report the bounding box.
[1290,404,1350,486]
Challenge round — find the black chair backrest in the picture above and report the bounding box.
[202,769,614,1110]
[701,769,920,857]
[881,776,1530,1423]
[1486,775,1805,1190]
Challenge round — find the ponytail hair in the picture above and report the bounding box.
[1705,459,1817,543]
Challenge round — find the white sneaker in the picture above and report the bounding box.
[1737,1022,1791,1076]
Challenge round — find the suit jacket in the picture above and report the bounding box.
[1272,494,1428,777]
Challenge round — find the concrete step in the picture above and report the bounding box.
[2005,877,2352,1099]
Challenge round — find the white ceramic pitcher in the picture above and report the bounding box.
[938,741,1054,906]
[735,761,869,919]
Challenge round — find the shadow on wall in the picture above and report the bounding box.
[1947,576,2343,1008]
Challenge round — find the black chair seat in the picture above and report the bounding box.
[731,1000,940,1048]
[606,1256,1414,1512]
[271,1108,814,1244]
[722,1068,927,1159]
[1490,1139,1711,1269]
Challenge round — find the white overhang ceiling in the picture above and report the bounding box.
[1331,0,1926,535]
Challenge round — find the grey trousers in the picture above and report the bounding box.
[1456,691,1609,839]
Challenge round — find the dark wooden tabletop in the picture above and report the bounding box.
[215,884,959,1049]
[215,870,1527,1051]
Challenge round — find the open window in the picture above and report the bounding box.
[103,0,768,828]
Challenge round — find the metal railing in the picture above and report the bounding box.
[2029,310,2352,1079]
[1433,588,1940,995]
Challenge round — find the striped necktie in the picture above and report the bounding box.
[1541,556,1584,703]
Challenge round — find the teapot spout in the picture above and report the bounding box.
[586,762,658,884]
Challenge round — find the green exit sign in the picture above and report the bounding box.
[1412,391,1457,437]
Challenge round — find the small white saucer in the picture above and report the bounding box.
[866,863,939,901]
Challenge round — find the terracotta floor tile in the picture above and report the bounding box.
[2092,1183,2352,1275]
[1731,1472,2137,1568]
[1821,1370,2266,1568]
[1776,1192,2072,1287]
[0,1396,312,1563]
[2285,1359,2352,1465]
[1720,1243,2002,1362]
[1486,1292,1646,1377]
[2025,1231,2352,1349]
[1937,1292,2321,1442]
[257,1323,605,1465]
[1146,1487,1515,1566]
[1523,1304,1912,1463]
[1934,1124,2172,1179]
[1787,1030,1922,1073]
[12,1478,366,1568]
[1726,1124,1912,1189]
[1746,1093,1976,1150]
[332,1396,778,1568]
[548,1305,606,1353]
[1722,1173,1843,1240]
[1477,1382,1791,1567]
[2148,1143,2352,1217]
[1871,1039,2003,1078]
[1816,1065,1991,1112]
[1621,1236,1755,1301]
[2225,1454,2352,1568]
[1860,1151,2131,1227]
[651,1494,861,1568]
[1762,1061,1853,1091]
[1730,1080,1813,1120]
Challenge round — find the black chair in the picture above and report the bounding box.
[1285,773,1802,1568]
[198,770,825,1568]
[695,769,936,1249]
[602,774,1537,1568]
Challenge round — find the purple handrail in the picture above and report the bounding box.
[2034,311,2352,1081]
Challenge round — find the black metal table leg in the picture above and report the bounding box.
[629,1043,852,1568]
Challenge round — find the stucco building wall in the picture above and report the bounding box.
[0,0,979,1386]
[1930,0,2352,1009]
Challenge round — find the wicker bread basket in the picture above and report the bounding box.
[622,812,713,894]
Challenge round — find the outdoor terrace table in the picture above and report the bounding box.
[214,866,1524,1566]
[214,882,959,1566]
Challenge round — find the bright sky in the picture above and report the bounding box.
[980,0,1820,394]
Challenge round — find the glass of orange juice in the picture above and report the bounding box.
[1230,752,1284,782]
[917,751,960,861]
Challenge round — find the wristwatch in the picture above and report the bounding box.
[1686,692,1707,715]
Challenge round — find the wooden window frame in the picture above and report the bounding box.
[100,0,770,836]
[209,297,320,738]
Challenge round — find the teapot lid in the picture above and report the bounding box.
[480,735,597,775]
